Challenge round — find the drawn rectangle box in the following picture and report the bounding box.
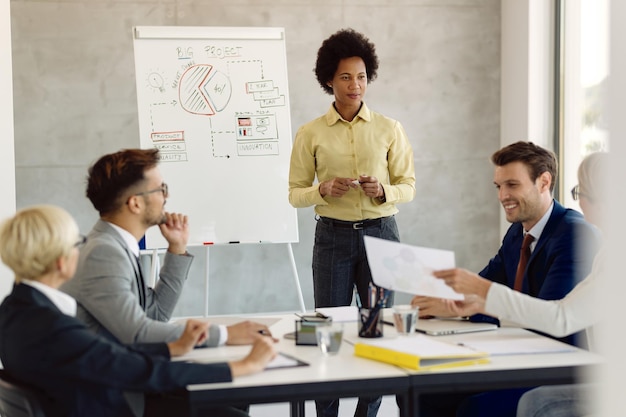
[155,142,187,152]
[158,152,188,162]
[151,131,184,142]
[253,88,279,100]
[247,80,275,93]
[260,96,285,107]
[237,141,279,156]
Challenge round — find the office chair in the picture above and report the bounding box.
[0,371,46,417]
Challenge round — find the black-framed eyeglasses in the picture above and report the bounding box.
[135,183,169,198]
[74,235,87,248]
[571,184,589,201]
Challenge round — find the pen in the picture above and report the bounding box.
[377,290,390,308]
[295,312,329,322]
[354,286,363,309]
[368,283,377,308]
[258,330,271,337]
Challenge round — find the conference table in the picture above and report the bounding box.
[173,310,602,417]
[401,326,600,415]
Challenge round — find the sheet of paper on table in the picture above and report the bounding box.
[456,334,578,356]
[315,306,359,322]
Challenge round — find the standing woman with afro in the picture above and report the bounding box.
[288,28,416,417]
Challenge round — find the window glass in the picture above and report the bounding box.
[561,0,609,211]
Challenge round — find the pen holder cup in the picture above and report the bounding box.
[358,307,384,338]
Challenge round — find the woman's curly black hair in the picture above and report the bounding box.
[314,28,379,95]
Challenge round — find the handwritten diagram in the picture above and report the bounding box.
[133,27,298,247]
[179,64,231,115]
[136,36,290,162]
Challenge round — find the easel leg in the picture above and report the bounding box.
[204,245,210,317]
[287,243,306,313]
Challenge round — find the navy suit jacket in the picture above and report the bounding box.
[474,201,600,345]
[0,284,231,417]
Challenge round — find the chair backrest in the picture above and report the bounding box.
[0,372,46,417]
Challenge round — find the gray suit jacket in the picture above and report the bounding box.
[61,220,212,344]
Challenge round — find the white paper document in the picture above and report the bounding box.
[457,336,578,356]
[315,306,359,322]
[363,236,463,300]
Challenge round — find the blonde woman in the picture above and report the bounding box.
[0,205,275,417]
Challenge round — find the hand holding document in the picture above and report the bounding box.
[363,236,463,300]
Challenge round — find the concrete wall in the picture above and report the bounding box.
[10,0,502,315]
[1,0,16,299]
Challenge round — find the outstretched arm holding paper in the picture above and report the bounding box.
[434,268,492,299]
[411,268,492,318]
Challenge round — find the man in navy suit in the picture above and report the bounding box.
[413,141,599,331]
[411,141,600,417]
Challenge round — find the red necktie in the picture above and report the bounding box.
[514,233,535,292]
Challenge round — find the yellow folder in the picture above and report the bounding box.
[354,336,490,371]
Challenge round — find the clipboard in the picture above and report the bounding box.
[266,352,309,370]
[184,351,308,370]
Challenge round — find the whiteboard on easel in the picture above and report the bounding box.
[133,26,298,248]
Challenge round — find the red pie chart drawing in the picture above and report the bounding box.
[179,64,232,116]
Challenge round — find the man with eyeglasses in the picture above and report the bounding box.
[61,148,271,351]
[410,141,601,417]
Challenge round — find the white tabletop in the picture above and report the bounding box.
[175,311,603,414]
[179,313,409,391]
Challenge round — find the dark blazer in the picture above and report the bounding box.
[474,200,600,345]
[479,200,599,298]
[0,284,231,417]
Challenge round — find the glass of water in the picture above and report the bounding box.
[393,304,419,335]
[315,322,344,355]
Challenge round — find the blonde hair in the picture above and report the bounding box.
[578,152,609,203]
[0,205,79,283]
